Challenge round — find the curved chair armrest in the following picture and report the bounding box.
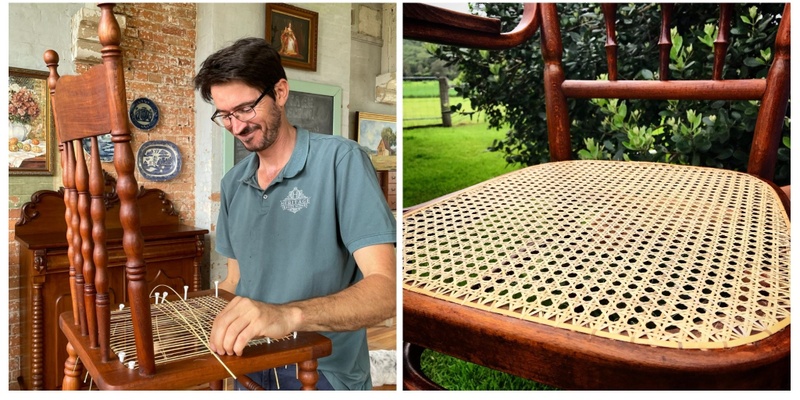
[404,3,540,50]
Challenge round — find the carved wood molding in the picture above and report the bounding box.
[33,249,47,273]
[138,186,179,217]
[17,189,66,226]
[15,170,179,226]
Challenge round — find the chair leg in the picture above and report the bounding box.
[208,380,224,390]
[236,375,265,390]
[403,342,444,390]
[62,341,82,390]
[297,359,319,390]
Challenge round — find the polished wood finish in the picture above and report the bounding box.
[404,3,541,50]
[601,4,618,81]
[15,184,208,390]
[561,79,766,100]
[377,170,397,210]
[404,290,789,389]
[57,289,332,390]
[401,3,791,390]
[658,4,674,80]
[713,4,734,80]
[748,4,791,180]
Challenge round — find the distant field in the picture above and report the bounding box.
[403,96,486,128]
[403,79,458,98]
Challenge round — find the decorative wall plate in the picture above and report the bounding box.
[129,97,159,130]
[137,140,182,181]
[82,133,114,163]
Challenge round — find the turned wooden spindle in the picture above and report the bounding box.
[76,137,98,346]
[713,4,734,80]
[90,134,111,362]
[298,360,320,390]
[658,4,674,81]
[747,3,791,180]
[540,3,571,162]
[97,2,157,376]
[601,4,618,81]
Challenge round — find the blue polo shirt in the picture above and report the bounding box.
[215,127,396,390]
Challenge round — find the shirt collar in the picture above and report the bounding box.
[240,126,309,188]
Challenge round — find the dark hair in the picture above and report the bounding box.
[193,37,287,103]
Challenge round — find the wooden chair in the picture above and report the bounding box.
[403,3,790,389]
[44,3,330,390]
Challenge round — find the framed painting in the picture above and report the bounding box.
[266,3,318,71]
[356,112,396,170]
[8,67,55,176]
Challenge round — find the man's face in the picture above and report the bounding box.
[210,81,282,153]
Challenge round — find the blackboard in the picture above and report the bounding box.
[233,90,335,165]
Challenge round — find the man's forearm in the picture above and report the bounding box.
[285,273,395,332]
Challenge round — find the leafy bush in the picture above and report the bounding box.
[429,3,789,185]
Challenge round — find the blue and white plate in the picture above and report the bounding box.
[82,134,114,163]
[129,97,159,130]
[137,140,182,181]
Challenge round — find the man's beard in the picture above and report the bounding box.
[239,103,282,153]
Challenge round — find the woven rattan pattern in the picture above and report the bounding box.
[403,161,790,349]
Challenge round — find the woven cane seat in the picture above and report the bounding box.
[403,160,790,350]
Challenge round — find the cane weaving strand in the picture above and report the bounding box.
[109,295,294,369]
[403,160,790,349]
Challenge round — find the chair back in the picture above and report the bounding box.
[405,3,790,182]
[540,3,790,181]
[44,2,157,376]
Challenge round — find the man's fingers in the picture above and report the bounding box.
[210,297,241,354]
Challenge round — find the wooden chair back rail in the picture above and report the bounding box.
[404,3,541,50]
[538,3,790,180]
[50,66,111,141]
[45,2,156,382]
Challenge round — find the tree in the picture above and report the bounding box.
[381,126,397,154]
[429,3,789,185]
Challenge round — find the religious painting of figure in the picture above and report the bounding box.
[266,4,318,71]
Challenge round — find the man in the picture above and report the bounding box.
[193,37,396,390]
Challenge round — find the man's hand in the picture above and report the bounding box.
[208,296,300,356]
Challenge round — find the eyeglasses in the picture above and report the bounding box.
[210,88,271,127]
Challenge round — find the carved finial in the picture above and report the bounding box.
[98,4,121,49]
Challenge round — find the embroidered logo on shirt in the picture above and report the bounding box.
[280,187,311,213]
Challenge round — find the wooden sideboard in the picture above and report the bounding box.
[14,179,208,390]
[376,169,397,210]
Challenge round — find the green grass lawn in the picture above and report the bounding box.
[402,122,516,207]
[419,349,556,390]
[402,121,555,390]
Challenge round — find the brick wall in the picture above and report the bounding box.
[76,2,199,224]
[7,3,197,389]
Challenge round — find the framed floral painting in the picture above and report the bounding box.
[265,3,318,71]
[8,67,55,175]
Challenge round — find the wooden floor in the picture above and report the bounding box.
[367,318,398,391]
[368,318,397,351]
